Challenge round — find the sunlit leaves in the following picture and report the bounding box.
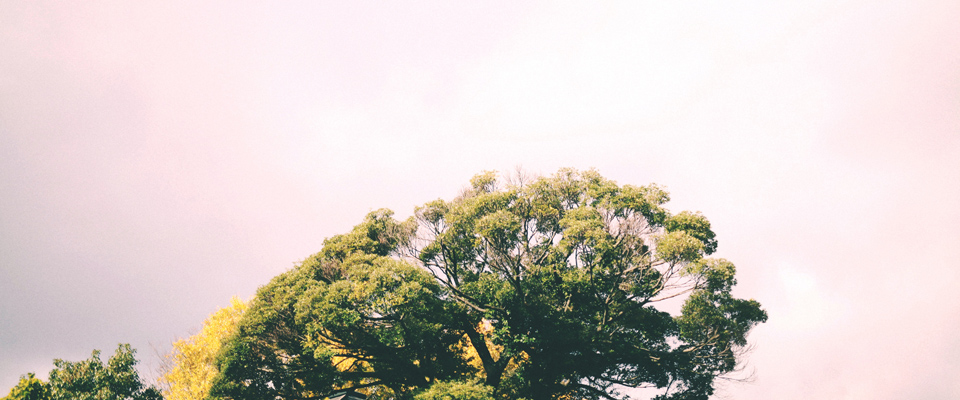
[476,210,522,250]
[2,373,47,400]
[160,298,247,400]
[664,211,717,255]
[654,231,705,263]
[683,258,737,293]
[413,380,496,400]
[469,171,499,194]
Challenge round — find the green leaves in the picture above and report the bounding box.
[476,210,522,250]
[2,373,47,400]
[683,258,737,293]
[655,231,705,263]
[677,290,768,351]
[2,344,162,400]
[413,380,496,400]
[664,211,717,255]
[212,216,469,399]
[469,171,499,194]
[321,209,416,263]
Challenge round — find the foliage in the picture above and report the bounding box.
[413,380,496,400]
[2,373,48,400]
[161,297,248,400]
[210,169,767,400]
[4,344,162,400]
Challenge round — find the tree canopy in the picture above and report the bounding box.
[3,344,161,400]
[210,169,767,400]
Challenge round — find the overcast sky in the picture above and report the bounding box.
[2,1,959,398]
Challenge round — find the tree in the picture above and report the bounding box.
[210,169,767,400]
[160,297,248,400]
[2,373,48,400]
[4,344,162,400]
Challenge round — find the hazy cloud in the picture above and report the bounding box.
[2,1,958,398]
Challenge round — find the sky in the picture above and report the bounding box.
[1,1,959,398]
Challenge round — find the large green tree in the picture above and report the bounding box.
[210,169,766,400]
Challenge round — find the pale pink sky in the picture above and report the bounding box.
[1,1,959,398]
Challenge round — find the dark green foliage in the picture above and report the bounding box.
[211,169,766,400]
[209,211,463,400]
[3,344,162,400]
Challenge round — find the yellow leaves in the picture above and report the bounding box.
[331,354,366,373]
[458,320,501,373]
[455,319,528,380]
[329,345,370,373]
[161,297,247,400]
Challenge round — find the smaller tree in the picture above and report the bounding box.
[4,344,161,400]
[2,373,48,400]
